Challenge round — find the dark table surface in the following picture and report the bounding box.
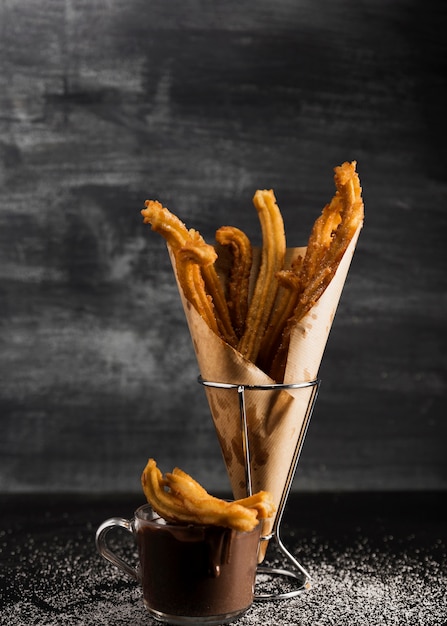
[1,492,446,625]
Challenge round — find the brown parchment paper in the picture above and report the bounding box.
[167,223,362,558]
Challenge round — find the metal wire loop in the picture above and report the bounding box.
[198,375,320,600]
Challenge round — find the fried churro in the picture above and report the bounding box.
[215,225,253,339]
[269,161,364,381]
[237,190,286,363]
[141,458,275,532]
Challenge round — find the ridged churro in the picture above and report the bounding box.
[237,190,286,363]
[215,225,253,339]
[141,458,275,532]
[141,200,234,343]
[269,161,364,381]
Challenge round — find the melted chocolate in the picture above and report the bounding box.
[135,515,261,618]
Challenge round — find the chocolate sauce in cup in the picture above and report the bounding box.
[96,504,262,625]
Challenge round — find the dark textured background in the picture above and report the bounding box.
[1,0,446,494]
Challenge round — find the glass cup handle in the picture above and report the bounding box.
[95,517,138,581]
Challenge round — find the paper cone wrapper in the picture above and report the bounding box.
[168,224,361,559]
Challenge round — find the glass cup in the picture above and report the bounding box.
[95,504,262,625]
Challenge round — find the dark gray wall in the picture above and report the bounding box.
[1,0,446,494]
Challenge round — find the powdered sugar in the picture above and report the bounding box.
[2,520,446,626]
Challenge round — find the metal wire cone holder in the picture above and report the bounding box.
[198,376,320,601]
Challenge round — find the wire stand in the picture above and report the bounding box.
[198,377,320,601]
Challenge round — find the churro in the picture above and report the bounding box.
[237,189,286,363]
[141,458,275,532]
[215,225,253,339]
